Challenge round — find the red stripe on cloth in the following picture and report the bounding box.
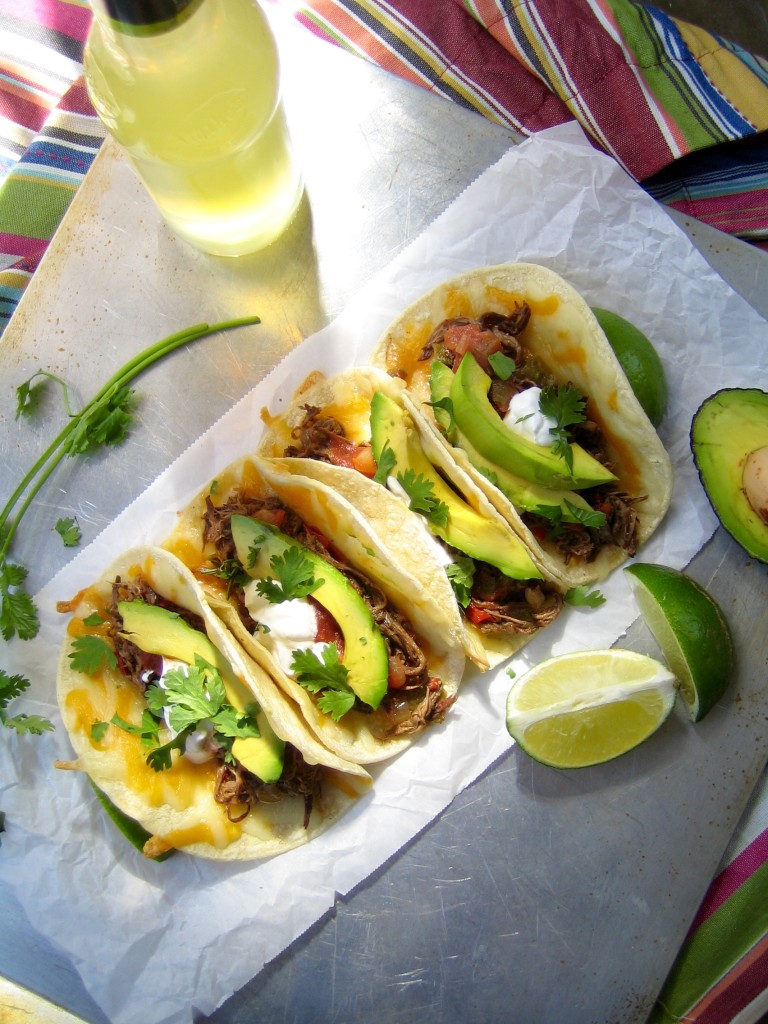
[666,190,768,237]
[686,932,768,1024]
[57,76,93,116]
[0,0,92,42]
[0,233,48,264]
[690,827,768,931]
[0,89,54,134]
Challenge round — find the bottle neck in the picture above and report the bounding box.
[89,0,204,35]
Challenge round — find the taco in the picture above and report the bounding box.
[369,263,673,587]
[56,546,369,861]
[161,455,465,765]
[258,366,567,670]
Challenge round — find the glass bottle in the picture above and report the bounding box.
[84,0,304,256]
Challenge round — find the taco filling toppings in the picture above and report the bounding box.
[91,575,322,828]
[419,307,645,564]
[201,494,456,737]
[279,401,565,638]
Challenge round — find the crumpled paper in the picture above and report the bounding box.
[1,121,765,1024]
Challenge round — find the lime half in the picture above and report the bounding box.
[624,563,735,722]
[592,307,667,427]
[505,649,677,768]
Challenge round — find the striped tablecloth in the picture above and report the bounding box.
[1,2,767,1022]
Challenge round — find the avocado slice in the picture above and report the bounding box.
[118,600,285,783]
[369,389,542,580]
[449,353,617,490]
[429,360,598,524]
[230,515,389,710]
[691,388,768,563]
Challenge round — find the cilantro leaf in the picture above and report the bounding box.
[373,440,397,485]
[427,396,456,434]
[55,517,81,547]
[64,385,136,456]
[146,728,193,772]
[446,556,475,608]
[0,669,55,735]
[487,351,517,381]
[0,562,39,641]
[291,645,355,720]
[154,657,227,732]
[90,720,109,743]
[256,545,322,604]
[396,468,449,528]
[68,635,118,675]
[532,500,607,538]
[538,384,587,473]
[111,710,161,748]
[211,704,262,740]
[565,585,606,608]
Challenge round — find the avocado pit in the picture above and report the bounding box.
[743,446,768,525]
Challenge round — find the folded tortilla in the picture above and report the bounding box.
[161,455,466,765]
[369,263,673,587]
[257,365,568,670]
[56,546,369,861]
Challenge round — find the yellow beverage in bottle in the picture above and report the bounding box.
[85,0,303,256]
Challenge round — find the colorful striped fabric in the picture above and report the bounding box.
[296,0,768,246]
[1,3,768,1023]
[0,0,105,333]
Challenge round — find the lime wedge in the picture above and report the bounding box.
[592,307,667,427]
[624,563,735,722]
[505,649,677,768]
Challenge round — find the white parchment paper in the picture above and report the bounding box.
[1,121,766,1024]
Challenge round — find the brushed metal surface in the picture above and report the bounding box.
[1,12,767,1024]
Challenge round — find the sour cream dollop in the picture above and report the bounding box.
[502,386,557,446]
[243,581,331,675]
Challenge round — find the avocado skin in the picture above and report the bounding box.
[369,389,542,581]
[429,361,596,523]
[230,515,389,709]
[118,600,285,783]
[450,353,616,490]
[691,388,768,563]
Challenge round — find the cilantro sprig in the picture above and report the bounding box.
[291,645,356,720]
[256,546,323,604]
[107,655,262,772]
[1,318,260,647]
[397,468,449,528]
[538,383,587,473]
[0,669,54,736]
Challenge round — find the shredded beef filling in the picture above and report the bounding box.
[203,495,454,736]
[468,564,564,635]
[214,745,322,828]
[106,574,320,827]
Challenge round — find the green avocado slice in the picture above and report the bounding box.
[369,389,542,581]
[230,515,389,709]
[691,388,768,563]
[449,353,616,490]
[429,360,599,524]
[118,600,285,783]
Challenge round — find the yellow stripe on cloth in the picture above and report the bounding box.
[676,23,768,129]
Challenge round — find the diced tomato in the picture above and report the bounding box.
[443,323,501,373]
[255,507,286,528]
[466,603,495,625]
[312,598,344,656]
[325,435,377,478]
[530,524,549,541]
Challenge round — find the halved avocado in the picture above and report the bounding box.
[118,600,285,782]
[449,353,617,490]
[369,389,543,580]
[691,388,768,563]
[230,515,389,709]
